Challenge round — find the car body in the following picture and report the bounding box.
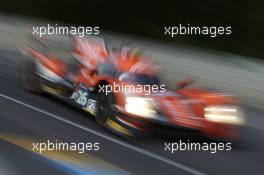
[18,35,245,139]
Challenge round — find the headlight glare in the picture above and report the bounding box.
[204,105,245,125]
[125,97,156,118]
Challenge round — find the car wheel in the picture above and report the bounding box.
[18,57,42,93]
[95,90,115,125]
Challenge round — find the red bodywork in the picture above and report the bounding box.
[22,36,244,139]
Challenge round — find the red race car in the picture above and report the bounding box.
[18,35,245,140]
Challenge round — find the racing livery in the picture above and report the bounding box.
[18,35,245,139]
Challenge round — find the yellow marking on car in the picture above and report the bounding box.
[106,119,132,136]
[41,85,58,94]
[83,108,96,116]
[41,85,65,95]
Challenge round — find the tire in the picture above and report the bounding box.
[18,57,42,93]
[95,90,115,125]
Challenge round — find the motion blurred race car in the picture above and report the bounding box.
[18,35,245,140]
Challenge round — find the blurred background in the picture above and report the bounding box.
[1,0,264,58]
[0,1,264,175]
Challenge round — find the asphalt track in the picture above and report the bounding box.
[0,49,263,175]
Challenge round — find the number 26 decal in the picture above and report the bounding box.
[76,90,88,106]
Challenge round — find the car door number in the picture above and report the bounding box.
[75,90,88,106]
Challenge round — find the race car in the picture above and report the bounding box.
[17,35,245,140]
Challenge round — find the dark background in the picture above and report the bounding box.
[1,0,264,58]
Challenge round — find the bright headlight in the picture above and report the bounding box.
[204,105,245,125]
[125,97,157,118]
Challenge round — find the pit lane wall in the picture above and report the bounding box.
[0,13,264,109]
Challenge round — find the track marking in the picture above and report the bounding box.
[0,93,207,175]
[0,134,129,175]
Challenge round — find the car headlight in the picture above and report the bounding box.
[125,96,157,118]
[204,105,245,125]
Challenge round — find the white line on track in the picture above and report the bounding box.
[0,92,207,175]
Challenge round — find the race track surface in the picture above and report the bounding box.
[0,49,263,175]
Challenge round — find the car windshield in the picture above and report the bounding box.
[119,73,160,86]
